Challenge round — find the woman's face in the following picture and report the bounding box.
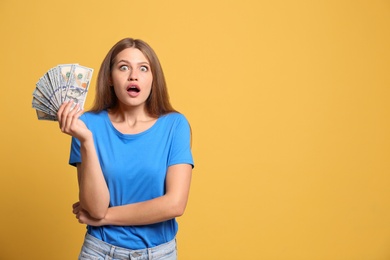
[111,47,153,110]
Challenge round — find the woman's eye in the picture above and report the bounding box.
[119,65,129,71]
[140,66,149,72]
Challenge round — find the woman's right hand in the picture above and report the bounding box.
[57,101,91,142]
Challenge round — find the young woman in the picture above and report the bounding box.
[57,38,194,260]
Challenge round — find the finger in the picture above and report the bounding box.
[57,101,69,128]
[77,212,86,224]
[72,201,80,209]
[72,202,81,214]
[59,101,74,132]
[64,102,79,132]
[74,105,84,118]
[68,103,81,121]
[73,207,80,215]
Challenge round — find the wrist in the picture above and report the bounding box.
[79,131,93,145]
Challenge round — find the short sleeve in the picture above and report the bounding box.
[69,136,81,167]
[167,114,194,168]
[68,113,87,167]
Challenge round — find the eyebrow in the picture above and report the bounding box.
[116,60,150,65]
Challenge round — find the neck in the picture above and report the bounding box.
[108,105,158,134]
[109,104,154,124]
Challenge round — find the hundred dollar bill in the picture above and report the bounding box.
[48,66,62,107]
[64,64,93,110]
[33,86,57,113]
[38,75,58,110]
[36,109,57,121]
[32,95,59,121]
[58,64,75,103]
[33,63,94,122]
[32,97,57,116]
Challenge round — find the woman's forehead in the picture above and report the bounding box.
[114,47,149,63]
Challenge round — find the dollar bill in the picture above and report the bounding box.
[32,97,57,116]
[48,66,61,107]
[32,87,57,114]
[64,64,93,111]
[36,110,57,121]
[32,63,94,121]
[58,64,75,103]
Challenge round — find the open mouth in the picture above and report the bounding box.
[127,85,140,93]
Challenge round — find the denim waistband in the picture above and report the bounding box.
[82,233,176,260]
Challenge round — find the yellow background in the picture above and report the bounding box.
[1,0,389,259]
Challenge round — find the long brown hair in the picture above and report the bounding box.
[90,38,176,117]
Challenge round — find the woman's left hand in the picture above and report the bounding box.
[72,201,105,226]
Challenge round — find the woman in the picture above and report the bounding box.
[58,38,194,260]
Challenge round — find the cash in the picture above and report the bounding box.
[32,64,94,121]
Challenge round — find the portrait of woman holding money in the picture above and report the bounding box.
[57,38,194,260]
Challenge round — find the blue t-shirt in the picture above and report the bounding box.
[69,110,194,249]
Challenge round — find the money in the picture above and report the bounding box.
[32,64,94,121]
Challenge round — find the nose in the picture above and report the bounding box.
[128,69,138,81]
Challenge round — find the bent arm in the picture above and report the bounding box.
[82,164,192,226]
[76,137,110,219]
[57,101,110,219]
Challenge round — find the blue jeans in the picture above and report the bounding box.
[79,233,177,260]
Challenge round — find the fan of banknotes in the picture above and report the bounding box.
[32,64,94,121]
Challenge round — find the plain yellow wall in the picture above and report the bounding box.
[1,0,389,259]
